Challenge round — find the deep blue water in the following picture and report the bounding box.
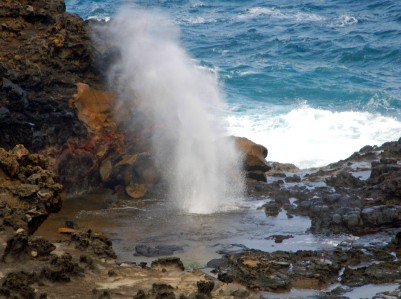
[65,0,401,168]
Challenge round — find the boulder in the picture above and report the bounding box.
[233,137,270,182]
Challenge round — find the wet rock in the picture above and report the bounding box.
[135,244,183,257]
[263,201,281,216]
[126,183,147,199]
[285,175,301,183]
[206,258,225,268]
[70,230,116,258]
[105,152,160,188]
[265,235,294,243]
[326,172,365,188]
[216,244,248,255]
[267,162,299,174]
[361,206,401,227]
[342,261,401,287]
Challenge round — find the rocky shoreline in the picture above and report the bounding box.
[1,1,401,298]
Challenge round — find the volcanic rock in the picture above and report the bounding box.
[0,0,102,151]
[0,145,62,235]
[234,137,271,182]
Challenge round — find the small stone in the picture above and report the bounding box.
[125,183,147,199]
[107,270,116,277]
[31,250,38,257]
[37,190,53,200]
[16,228,25,234]
[11,144,29,161]
[57,227,76,234]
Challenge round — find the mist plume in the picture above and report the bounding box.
[102,7,244,213]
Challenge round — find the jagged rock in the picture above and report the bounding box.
[151,257,185,271]
[0,271,39,299]
[0,0,101,151]
[326,172,365,188]
[70,229,116,259]
[40,253,84,282]
[0,145,62,235]
[263,201,281,216]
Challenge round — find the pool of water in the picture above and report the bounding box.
[36,190,359,268]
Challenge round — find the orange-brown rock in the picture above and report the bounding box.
[125,183,147,199]
[70,83,117,135]
[233,137,271,182]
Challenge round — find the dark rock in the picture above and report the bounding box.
[0,145,62,235]
[151,257,185,271]
[97,290,112,299]
[0,0,101,152]
[79,255,95,270]
[196,280,214,295]
[2,78,29,110]
[285,175,301,183]
[0,271,39,299]
[217,273,234,284]
[134,290,148,299]
[135,244,183,257]
[265,235,294,243]
[206,258,225,268]
[29,237,56,257]
[263,201,281,216]
[40,253,84,282]
[152,283,175,299]
[70,230,116,258]
[342,261,401,287]
[2,233,30,263]
[326,172,365,188]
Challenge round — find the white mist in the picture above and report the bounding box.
[103,8,244,213]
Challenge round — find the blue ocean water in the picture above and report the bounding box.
[66,0,401,168]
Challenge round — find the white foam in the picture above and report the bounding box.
[226,102,401,169]
[238,7,325,22]
[330,14,358,27]
[88,15,111,22]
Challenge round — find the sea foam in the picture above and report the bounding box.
[227,102,401,169]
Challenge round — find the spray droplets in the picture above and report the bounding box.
[102,7,244,214]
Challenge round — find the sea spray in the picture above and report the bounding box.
[100,7,244,213]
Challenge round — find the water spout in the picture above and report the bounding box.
[102,7,244,214]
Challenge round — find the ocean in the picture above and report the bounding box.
[65,0,401,168]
